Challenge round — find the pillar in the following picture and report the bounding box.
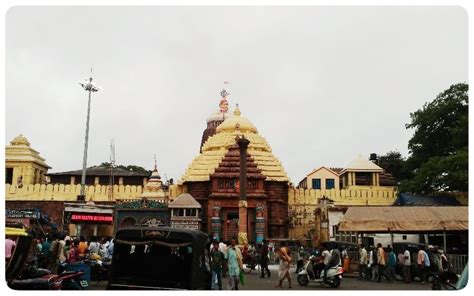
[255,204,265,243]
[237,136,250,245]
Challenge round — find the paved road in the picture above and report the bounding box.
[89,265,431,290]
[239,266,431,290]
[235,265,431,290]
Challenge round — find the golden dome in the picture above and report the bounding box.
[216,105,258,133]
[180,105,289,183]
[10,134,31,146]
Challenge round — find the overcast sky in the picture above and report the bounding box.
[5,6,467,183]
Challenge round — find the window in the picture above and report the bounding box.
[355,172,372,186]
[311,179,321,189]
[217,179,236,189]
[326,179,335,189]
[188,209,197,216]
[5,168,13,184]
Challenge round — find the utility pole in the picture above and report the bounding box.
[77,69,101,202]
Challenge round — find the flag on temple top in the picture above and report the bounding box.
[224,81,230,84]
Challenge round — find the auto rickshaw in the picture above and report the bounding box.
[5,226,35,284]
[107,226,211,290]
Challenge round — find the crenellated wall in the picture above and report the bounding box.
[288,187,397,240]
[5,183,144,202]
[288,187,397,206]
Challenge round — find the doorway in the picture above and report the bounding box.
[225,211,239,241]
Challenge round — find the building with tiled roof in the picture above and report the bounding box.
[47,165,149,186]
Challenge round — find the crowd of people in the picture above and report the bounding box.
[31,233,114,273]
[208,238,298,290]
[358,243,452,284]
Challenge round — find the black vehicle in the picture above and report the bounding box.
[6,227,86,290]
[6,227,34,285]
[392,242,427,257]
[107,227,211,290]
[321,241,359,252]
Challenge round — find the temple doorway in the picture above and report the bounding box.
[225,211,239,241]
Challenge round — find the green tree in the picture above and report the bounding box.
[400,83,468,194]
[100,162,152,176]
[377,151,410,183]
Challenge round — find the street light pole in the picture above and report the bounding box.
[78,72,101,201]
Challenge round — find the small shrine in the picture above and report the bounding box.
[114,159,170,232]
[139,157,168,204]
[169,193,202,230]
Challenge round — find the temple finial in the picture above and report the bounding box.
[154,154,157,171]
[219,82,230,113]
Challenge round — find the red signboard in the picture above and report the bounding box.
[71,214,113,223]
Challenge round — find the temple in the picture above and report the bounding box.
[180,97,290,242]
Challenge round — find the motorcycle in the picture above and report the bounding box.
[243,253,260,274]
[8,261,87,290]
[297,256,344,288]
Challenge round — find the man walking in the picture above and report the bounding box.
[417,246,430,284]
[225,239,242,290]
[210,240,225,290]
[387,246,397,282]
[277,241,292,288]
[376,243,386,283]
[260,239,271,278]
[359,244,368,279]
[402,247,412,283]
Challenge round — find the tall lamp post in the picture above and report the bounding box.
[78,72,101,202]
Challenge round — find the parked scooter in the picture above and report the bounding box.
[8,261,87,290]
[297,256,344,288]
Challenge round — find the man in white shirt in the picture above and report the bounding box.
[322,248,331,265]
[402,248,411,283]
[359,244,368,279]
[103,239,114,261]
[88,238,100,255]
